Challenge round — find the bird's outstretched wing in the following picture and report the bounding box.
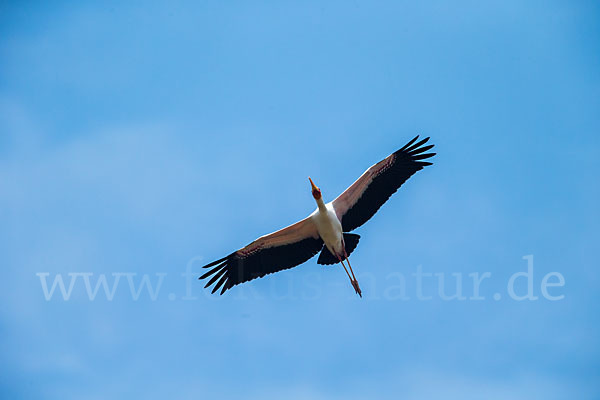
[332,136,435,232]
[199,218,323,294]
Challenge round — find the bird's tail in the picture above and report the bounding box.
[317,233,360,265]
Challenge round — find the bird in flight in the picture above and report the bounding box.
[199,136,435,297]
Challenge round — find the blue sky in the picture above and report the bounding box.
[1,1,599,398]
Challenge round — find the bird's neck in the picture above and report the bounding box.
[316,197,327,212]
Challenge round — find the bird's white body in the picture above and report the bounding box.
[310,198,344,259]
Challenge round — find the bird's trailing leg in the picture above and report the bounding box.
[337,254,362,298]
[337,256,353,284]
[343,249,362,297]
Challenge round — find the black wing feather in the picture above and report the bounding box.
[339,136,435,232]
[199,237,324,295]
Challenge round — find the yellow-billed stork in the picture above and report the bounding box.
[199,136,435,296]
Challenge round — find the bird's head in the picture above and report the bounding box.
[309,177,322,200]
